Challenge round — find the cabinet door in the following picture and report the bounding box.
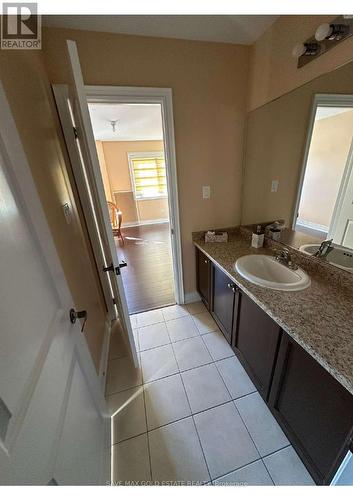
[234,292,281,398]
[211,265,236,343]
[269,333,353,484]
[196,248,211,308]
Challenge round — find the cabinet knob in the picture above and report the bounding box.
[204,259,208,264]
[227,283,236,293]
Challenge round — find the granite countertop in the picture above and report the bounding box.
[193,230,353,396]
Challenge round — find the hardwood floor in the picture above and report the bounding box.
[115,222,175,314]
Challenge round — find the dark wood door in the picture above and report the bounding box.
[196,248,211,309]
[269,333,353,484]
[233,292,281,399]
[211,265,237,343]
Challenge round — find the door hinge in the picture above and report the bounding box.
[112,298,117,305]
[73,126,78,139]
[171,227,174,235]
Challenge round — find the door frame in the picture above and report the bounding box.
[327,137,353,242]
[85,85,185,305]
[291,93,353,230]
[0,80,110,483]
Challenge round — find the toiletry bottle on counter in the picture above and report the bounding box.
[251,225,264,248]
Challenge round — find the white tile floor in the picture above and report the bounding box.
[107,303,315,486]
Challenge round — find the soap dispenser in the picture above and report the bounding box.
[251,225,264,249]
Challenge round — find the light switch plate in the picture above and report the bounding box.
[271,180,279,193]
[202,186,211,199]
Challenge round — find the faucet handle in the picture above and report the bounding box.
[275,248,289,258]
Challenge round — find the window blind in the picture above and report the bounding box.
[130,156,167,199]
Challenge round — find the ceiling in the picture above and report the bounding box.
[43,15,278,45]
[316,107,353,121]
[88,103,163,141]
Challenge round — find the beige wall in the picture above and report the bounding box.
[96,140,113,201]
[299,110,353,227]
[102,140,164,191]
[137,198,169,222]
[248,16,353,111]
[0,49,108,371]
[43,27,250,295]
[98,140,167,223]
[241,60,353,227]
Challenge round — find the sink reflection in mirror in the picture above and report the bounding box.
[300,243,353,272]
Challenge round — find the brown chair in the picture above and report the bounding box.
[107,201,124,244]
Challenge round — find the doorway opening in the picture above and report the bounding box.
[294,95,353,247]
[87,97,180,314]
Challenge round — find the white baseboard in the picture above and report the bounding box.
[296,218,329,233]
[184,291,201,304]
[122,218,169,228]
[99,317,112,392]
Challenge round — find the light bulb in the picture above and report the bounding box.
[315,23,333,41]
[292,43,306,58]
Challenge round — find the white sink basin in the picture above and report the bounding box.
[300,243,353,272]
[235,254,311,291]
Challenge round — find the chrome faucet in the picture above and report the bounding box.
[314,239,334,258]
[274,248,298,270]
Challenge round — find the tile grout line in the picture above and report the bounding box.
[210,456,275,485]
[111,416,292,457]
[137,332,232,354]
[113,392,263,446]
[111,309,295,485]
[230,396,281,484]
[106,355,253,399]
[171,336,212,484]
[202,340,281,484]
[259,445,291,486]
[141,381,153,482]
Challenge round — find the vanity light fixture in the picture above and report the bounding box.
[293,15,353,68]
[292,42,319,59]
[315,23,348,41]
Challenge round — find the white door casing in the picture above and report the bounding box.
[54,40,138,365]
[84,84,184,306]
[328,138,353,247]
[0,81,110,484]
[292,93,353,230]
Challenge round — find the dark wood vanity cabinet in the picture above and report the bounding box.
[269,332,353,484]
[211,265,239,344]
[196,247,211,309]
[195,246,353,483]
[233,292,281,399]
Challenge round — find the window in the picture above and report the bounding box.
[128,152,167,200]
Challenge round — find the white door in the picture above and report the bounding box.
[0,83,109,484]
[329,139,353,247]
[53,40,137,365]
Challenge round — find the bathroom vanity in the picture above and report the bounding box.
[194,233,353,485]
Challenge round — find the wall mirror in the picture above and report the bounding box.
[241,59,353,272]
[294,94,353,247]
